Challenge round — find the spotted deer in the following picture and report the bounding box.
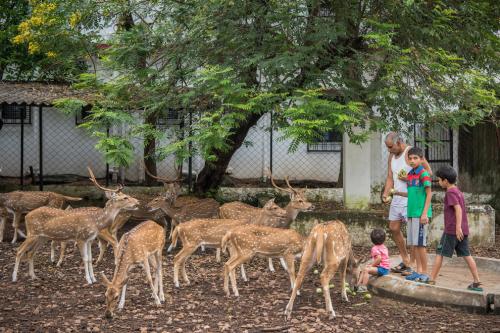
[284,220,362,319]
[219,169,314,272]
[147,195,219,243]
[221,224,305,297]
[166,199,288,288]
[0,191,82,243]
[12,167,139,284]
[100,220,166,318]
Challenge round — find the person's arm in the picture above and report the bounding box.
[383,153,394,199]
[372,254,382,267]
[395,191,407,197]
[420,186,432,224]
[422,158,433,176]
[454,204,464,241]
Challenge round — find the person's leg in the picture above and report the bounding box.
[388,206,410,267]
[456,237,480,284]
[415,246,427,274]
[430,255,443,281]
[463,256,480,283]
[361,267,379,286]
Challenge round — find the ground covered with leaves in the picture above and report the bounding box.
[1,227,499,333]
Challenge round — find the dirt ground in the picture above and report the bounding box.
[0,227,499,333]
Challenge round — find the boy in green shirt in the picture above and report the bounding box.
[404,147,432,282]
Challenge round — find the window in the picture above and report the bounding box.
[75,104,93,125]
[157,108,182,128]
[307,130,342,152]
[1,104,32,124]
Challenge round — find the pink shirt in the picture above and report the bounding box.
[371,244,390,269]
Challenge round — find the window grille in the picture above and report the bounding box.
[1,104,31,125]
[307,130,342,152]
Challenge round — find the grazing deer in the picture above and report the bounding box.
[222,224,305,297]
[100,220,166,318]
[168,199,287,288]
[0,191,82,243]
[12,167,139,284]
[284,220,362,320]
[147,195,220,250]
[219,170,314,272]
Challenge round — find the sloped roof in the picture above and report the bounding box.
[0,81,93,106]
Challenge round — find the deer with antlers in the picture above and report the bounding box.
[163,198,287,288]
[100,220,166,318]
[219,169,314,272]
[0,191,82,243]
[221,224,305,297]
[284,220,362,319]
[12,167,140,284]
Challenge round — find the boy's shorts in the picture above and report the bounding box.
[377,267,390,276]
[436,234,470,258]
[388,204,407,222]
[407,217,428,247]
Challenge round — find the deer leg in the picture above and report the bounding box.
[240,264,248,282]
[216,248,221,263]
[268,258,275,272]
[118,284,127,309]
[225,252,253,297]
[173,245,197,287]
[155,251,165,302]
[50,241,56,263]
[0,212,6,242]
[284,244,317,319]
[339,258,349,302]
[56,242,67,267]
[12,236,39,282]
[284,255,296,291]
[280,257,289,272]
[87,241,97,283]
[11,212,22,243]
[27,238,45,280]
[77,241,93,285]
[142,256,161,305]
[321,263,338,319]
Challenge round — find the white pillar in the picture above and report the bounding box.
[343,131,372,210]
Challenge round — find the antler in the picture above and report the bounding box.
[87,166,123,193]
[284,176,299,194]
[142,160,176,183]
[266,168,294,194]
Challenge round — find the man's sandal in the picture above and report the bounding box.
[391,262,407,273]
[467,282,483,292]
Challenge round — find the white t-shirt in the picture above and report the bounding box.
[390,146,412,207]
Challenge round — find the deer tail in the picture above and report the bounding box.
[171,226,180,248]
[62,195,83,202]
[315,229,325,265]
[221,231,232,254]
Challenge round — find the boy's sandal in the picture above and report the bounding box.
[401,268,414,276]
[467,282,483,292]
[415,274,430,283]
[391,262,407,273]
[425,280,436,285]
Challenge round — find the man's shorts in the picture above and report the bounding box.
[407,217,428,247]
[377,267,390,276]
[436,234,471,258]
[389,204,407,222]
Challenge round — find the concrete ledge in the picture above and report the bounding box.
[368,275,489,313]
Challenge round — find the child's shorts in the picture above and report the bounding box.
[436,234,470,258]
[407,217,428,247]
[377,267,390,276]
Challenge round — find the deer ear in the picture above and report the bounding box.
[100,272,112,288]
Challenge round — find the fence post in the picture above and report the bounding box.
[106,126,110,186]
[39,105,43,191]
[269,109,273,175]
[188,110,193,193]
[20,105,24,189]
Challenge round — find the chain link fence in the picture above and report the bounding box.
[0,107,342,190]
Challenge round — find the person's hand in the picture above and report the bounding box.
[456,227,464,241]
[398,175,408,181]
[420,215,429,225]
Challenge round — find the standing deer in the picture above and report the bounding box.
[12,167,140,284]
[219,170,314,272]
[100,220,166,318]
[222,224,305,297]
[164,199,287,288]
[284,220,362,319]
[0,191,82,243]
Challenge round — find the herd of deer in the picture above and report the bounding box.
[0,167,363,320]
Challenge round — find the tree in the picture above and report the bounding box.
[16,0,499,193]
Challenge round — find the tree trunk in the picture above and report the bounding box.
[194,112,263,194]
[143,113,158,186]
